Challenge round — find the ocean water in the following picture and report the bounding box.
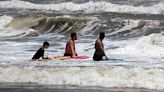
[0,0,164,91]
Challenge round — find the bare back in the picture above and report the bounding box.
[94,39,105,56]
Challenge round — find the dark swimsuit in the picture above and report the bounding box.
[93,53,103,61]
[64,53,77,57]
[64,53,72,57]
[32,47,44,60]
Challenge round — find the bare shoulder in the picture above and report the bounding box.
[68,39,73,44]
[96,39,101,43]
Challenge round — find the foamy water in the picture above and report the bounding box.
[0,32,164,90]
[111,34,164,57]
[0,0,164,14]
[0,66,164,90]
[0,1,164,90]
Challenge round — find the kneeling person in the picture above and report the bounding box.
[64,33,78,58]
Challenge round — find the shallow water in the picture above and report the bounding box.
[1,0,164,90]
[0,83,163,92]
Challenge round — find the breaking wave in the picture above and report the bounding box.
[0,0,164,14]
[1,14,164,38]
[0,66,164,90]
[111,34,164,57]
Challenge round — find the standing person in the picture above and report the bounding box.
[93,32,109,61]
[64,32,78,58]
[32,41,50,60]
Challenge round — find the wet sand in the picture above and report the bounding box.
[0,83,163,92]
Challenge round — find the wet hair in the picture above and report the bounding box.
[71,32,77,38]
[99,32,105,39]
[43,41,49,47]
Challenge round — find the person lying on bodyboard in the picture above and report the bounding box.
[32,41,51,61]
[93,32,109,61]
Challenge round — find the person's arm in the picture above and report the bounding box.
[41,50,51,60]
[73,42,78,56]
[74,48,77,56]
[70,41,76,58]
[42,56,49,59]
[105,55,109,60]
[42,54,51,60]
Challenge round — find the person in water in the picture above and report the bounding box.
[32,41,50,60]
[64,32,78,58]
[93,32,109,61]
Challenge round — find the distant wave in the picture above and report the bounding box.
[1,15,164,38]
[0,0,164,14]
[0,15,88,37]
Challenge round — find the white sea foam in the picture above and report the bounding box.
[0,13,164,90]
[0,66,164,90]
[0,28,38,38]
[109,19,140,35]
[0,15,13,29]
[0,0,164,14]
[111,34,164,57]
[0,32,164,90]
